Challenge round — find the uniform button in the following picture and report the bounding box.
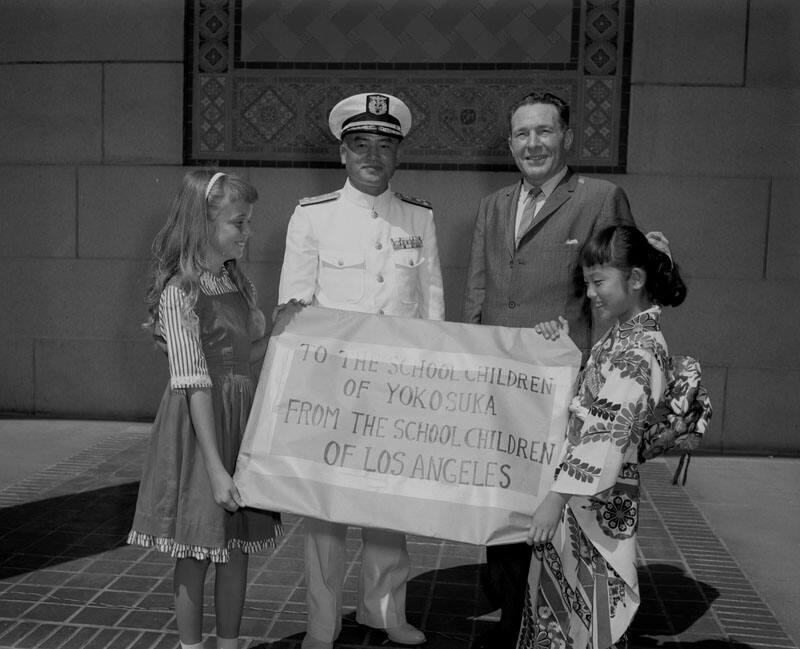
[408,259,414,266]
[377,274,384,283]
[375,242,383,250]
[508,301,516,308]
[378,309,385,315]
[337,259,344,266]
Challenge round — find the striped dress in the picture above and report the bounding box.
[128,269,281,562]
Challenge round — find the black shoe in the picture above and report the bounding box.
[471,624,498,649]
[472,622,517,649]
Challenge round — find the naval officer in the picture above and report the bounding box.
[277,92,443,649]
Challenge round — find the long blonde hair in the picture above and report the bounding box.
[144,169,260,334]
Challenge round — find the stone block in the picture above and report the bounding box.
[392,170,515,270]
[0,64,102,164]
[747,0,800,88]
[0,166,77,258]
[659,278,800,370]
[78,166,188,259]
[724,367,800,454]
[766,177,800,280]
[35,339,166,419]
[0,259,150,340]
[694,365,726,454]
[442,265,466,322]
[0,338,34,414]
[627,87,800,177]
[632,0,747,85]
[614,174,770,279]
[104,63,183,164]
[0,0,184,62]
[247,168,343,262]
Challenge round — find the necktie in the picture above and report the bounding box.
[516,186,543,246]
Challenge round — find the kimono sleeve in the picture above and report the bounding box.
[552,345,665,496]
[158,285,212,391]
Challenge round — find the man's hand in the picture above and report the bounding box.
[533,315,569,340]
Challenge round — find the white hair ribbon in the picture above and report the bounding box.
[646,230,673,265]
[204,172,226,200]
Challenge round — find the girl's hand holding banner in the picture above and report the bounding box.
[234,304,580,546]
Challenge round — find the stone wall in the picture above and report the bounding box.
[1,0,798,454]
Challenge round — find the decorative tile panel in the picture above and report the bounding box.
[185,0,633,170]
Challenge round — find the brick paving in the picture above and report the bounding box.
[0,429,796,649]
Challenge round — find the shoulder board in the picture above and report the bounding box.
[394,192,432,209]
[299,191,340,206]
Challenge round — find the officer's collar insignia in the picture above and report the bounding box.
[391,235,423,250]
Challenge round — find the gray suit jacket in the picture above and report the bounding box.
[462,168,634,355]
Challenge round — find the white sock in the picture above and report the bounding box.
[217,637,238,649]
[180,642,204,649]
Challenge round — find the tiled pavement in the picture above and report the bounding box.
[0,426,796,649]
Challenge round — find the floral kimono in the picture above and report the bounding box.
[517,307,669,649]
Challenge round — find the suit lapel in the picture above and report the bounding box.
[520,168,577,242]
[503,183,522,256]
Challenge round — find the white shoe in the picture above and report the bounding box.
[386,622,426,645]
[300,634,333,649]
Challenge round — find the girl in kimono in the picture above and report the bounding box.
[519,225,685,649]
[128,170,281,649]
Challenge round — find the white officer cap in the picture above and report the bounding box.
[328,92,412,141]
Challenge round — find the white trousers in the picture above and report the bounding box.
[304,517,410,642]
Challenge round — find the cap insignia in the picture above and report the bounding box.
[367,94,389,116]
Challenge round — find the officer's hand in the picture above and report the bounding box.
[271,298,307,324]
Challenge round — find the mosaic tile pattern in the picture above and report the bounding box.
[185,0,633,170]
[238,0,573,64]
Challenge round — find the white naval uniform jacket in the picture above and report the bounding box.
[279,180,445,321]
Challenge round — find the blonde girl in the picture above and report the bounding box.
[128,170,281,649]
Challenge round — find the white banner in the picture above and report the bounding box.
[234,305,580,546]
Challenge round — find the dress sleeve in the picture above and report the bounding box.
[552,345,665,496]
[159,285,212,390]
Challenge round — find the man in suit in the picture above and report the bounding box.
[463,91,634,648]
[278,92,443,649]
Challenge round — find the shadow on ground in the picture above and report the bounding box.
[0,486,747,649]
[251,562,730,649]
[631,563,741,649]
[632,641,754,649]
[0,483,137,578]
